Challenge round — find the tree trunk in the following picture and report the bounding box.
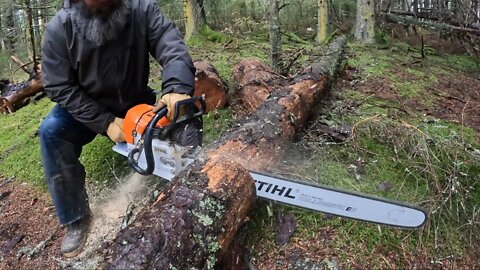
[5,4,16,53]
[193,60,227,112]
[184,0,207,40]
[317,0,329,42]
[355,0,376,43]
[101,36,347,269]
[232,59,287,112]
[267,0,284,73]
[24,0,38,66]
[102,157,256,270]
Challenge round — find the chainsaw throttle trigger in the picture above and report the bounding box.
[127,106,168,175]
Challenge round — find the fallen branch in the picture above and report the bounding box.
[10,56,34,76]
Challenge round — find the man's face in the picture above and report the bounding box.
[82,0,121,18]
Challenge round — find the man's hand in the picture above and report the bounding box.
[153,93,190,121]
[106,117,125,142]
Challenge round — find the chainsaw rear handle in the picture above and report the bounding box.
[127,106,168,175]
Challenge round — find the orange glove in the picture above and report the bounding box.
[153,93,191,121]
[106,117,125,142]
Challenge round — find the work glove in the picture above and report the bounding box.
[153,93,191,121]
[106,117,125,142]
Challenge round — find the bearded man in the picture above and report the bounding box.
[40,0,201,257]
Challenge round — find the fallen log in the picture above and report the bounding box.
[232,59,287,113]
[102,157,256,269]
[0,62,43,114]
[193,61,227,112]
[384,13,480,36]
[101,36,346,269]
[0,75,43,114]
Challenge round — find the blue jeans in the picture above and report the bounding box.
[39,105,96,225]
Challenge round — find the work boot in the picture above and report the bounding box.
[61,212,92,258]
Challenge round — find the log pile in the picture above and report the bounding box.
[101,36,346,269]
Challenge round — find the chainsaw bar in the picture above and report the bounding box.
[113,142,427,228]
[250,172,427,228]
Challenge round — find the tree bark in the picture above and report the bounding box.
[184,0,207,40]
[355,0,376,43]
[232,59,287,113]
[0,77,43,114]
[317,0,329,42]
[193,61,227,112]
[267,0,284,73]
[5,4,16,53]
[101,36,346,269]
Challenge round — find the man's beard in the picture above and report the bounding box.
[71,0,131,46]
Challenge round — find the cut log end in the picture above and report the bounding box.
[102,157,255,269]
[193,61,227,112]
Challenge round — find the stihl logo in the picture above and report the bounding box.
[254,180,296,199]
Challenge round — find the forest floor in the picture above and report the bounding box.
[1,39,479,269]
[244,43,480,269]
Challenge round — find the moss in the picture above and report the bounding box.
[433,54,480,73]
[347,43,395,78]
[0,99,52,185]
[80,136,130,186]
[202,109,234,145]
[199,26,230,43]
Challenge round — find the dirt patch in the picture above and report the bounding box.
[428,73,480,132]
[342,62,480,133]
[250,225,479,269]
[0,178,62,270]
[0,174,159,269]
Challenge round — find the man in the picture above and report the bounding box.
[40,0,201,257]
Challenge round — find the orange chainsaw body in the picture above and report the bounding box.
[123,104,170,144]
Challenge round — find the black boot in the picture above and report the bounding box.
[61,212,92,258]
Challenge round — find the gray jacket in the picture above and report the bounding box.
[41,0,195,134]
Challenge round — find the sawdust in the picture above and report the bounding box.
[57,173,160,268]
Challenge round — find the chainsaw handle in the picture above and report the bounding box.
[171,95,206,124]
[127,106,168,175]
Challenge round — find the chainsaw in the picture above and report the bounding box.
[112,96,427,229]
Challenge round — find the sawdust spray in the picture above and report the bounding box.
[77,173,154,260]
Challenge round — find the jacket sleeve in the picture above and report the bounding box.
[146,0,195,96]
[41,18,115,134]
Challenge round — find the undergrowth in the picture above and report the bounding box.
[246,41,480,267]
